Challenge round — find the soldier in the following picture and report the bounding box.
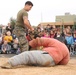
[13,1,34,52]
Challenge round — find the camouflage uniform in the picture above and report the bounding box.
[13,9,29,52]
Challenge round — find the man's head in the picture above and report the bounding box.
[24,1,33,11]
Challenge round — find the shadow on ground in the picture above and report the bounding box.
[0,54,15,58]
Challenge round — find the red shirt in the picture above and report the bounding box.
[29,38,70,65]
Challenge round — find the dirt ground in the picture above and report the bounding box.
[0,55,76,75]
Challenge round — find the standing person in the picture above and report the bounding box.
[6,23,12,33]
[13,1,34,52]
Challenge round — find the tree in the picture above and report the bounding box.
[10,17,16,30]
[72,22,76,31]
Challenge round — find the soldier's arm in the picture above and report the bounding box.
[23,16,33,30]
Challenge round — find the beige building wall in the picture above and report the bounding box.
[56,13,76,22]
[39,13,75,28]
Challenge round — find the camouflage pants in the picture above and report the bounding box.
[13,28,29,52]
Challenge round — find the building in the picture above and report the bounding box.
[39,13,76,29]
[56,13,76,22]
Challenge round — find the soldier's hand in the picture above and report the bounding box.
[31,27,34,31]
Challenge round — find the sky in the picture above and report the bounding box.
[0,0,76,26]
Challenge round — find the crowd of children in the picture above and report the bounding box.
[0,23,76,55]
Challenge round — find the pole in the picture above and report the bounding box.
[41,12,43,22]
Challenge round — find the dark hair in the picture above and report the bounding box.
[34,34,40,39]
[25,1,33,6]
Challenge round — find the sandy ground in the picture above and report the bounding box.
[0,55,76,75]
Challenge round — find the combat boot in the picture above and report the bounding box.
[0,62,12,69]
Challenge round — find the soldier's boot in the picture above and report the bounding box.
[0,62,12,69]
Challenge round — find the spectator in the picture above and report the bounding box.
[73,31,76,54]
[2,33,7,44]
[55,31,67,45]
[73,31,76,42]
[46,24,51,32]
[11,38,19,54]
[0,34,2,48]
[37,28,41,33]
[0,34,3,53]
[1,40,11,54]
[6,23,12,33]
[43,31,50,38]
[65,32,74,52]
[0,34,2,43]
[38,30,44,37]
[50,30,55,38]
[4,31,13,45]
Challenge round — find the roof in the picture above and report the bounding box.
[40,21,74,26]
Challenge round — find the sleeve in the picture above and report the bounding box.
[58,54,70,65]
[10,36,13,41]
[22,11,28,19]
[29,39,38,48]
[29,38,46,48]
